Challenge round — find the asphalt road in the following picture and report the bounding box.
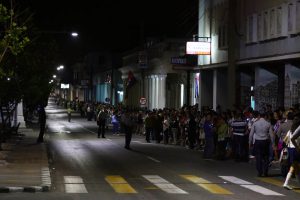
[0,99,299,199]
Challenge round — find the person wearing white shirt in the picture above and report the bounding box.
[283,115,300,190]
[249,113,274,177]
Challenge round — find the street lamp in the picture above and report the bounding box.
[53,75,57,78]
[57,65,64,71]
[71,32,79,37]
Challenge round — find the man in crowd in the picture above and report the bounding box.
[231,113,249,162]
[97,108,107,138]
[249,112,274,177]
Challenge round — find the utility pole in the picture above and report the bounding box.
[227,0,237,109]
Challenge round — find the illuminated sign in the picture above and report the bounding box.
[61,84,70,89]
[186,41,211,55]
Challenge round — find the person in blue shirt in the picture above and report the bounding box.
[203,113,214,159]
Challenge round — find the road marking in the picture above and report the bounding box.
[181,175,232,195]
[65,184,88,193]
[143,175,188,194]
[147,156,161,163]
[64,176,84,183]
[41,167,51,187]
[257,177,300,194]
[219,176,284,196]
[64,176,87,193]
[105,176,137,194]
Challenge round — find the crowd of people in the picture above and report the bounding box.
[57,98,300,191]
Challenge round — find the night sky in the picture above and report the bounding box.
[18,0,198,61]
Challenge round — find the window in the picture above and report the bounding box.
[263,11,269,39]
[288,2,296,33]
[296,1,300,31]
[270,9,276,37]
[277,6,282,35]
[257,13,263,41]
[218,24,227,49]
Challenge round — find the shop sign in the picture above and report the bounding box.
[186,41,211,55]
[171,57,187,65]
[61,84,70,89]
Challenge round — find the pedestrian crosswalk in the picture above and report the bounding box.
[60,174,299,196]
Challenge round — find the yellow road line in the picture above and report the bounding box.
[181,175,233,195]
[257,177,300,194]
[105,176,137,194]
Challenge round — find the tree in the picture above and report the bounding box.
[0,1,29,77]
[16,36,59,110]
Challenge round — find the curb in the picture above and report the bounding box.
[0,185,50,193]
[0,167,51,193]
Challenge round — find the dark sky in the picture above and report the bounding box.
[18,0,198,61]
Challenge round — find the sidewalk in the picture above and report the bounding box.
[0,127,51,193]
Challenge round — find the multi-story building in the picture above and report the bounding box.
[120,39,198,110]
[196,0,300,110]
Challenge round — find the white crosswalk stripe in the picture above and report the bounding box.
[143,175,188,194]
[64,176,88,193]
[219,176,284,196]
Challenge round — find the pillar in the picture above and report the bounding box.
[213,69,217,111]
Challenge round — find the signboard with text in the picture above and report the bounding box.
[186,41,211,55]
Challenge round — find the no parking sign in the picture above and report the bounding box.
[139,97,147,107]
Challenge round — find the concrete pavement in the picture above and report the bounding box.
[0,127,51,192]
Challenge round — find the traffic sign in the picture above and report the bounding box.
[139,97,147,105]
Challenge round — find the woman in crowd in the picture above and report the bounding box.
[283,113,300,190]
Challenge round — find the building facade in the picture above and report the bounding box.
[120,39,197,110]
[197,0,300,111]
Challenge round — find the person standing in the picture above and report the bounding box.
[121,111,135,150]
[97,108,107,138]
[37,105,46,143]
[67,107,72,122]
[249,112,274,177]
[231,113,249,162]
[203,113,214,159]
[188,114,197,149]
[216,116,228,160]
[111,111,120,135]
[163,115,170,144]
[144,112,153,143]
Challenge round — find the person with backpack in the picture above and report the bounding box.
[97,108,107,138]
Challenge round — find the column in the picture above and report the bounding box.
[154,75,158,109]
[151,75,155,110]
[213,69,217,111]
[16,100,26,128]
[160,75,167,109]
[144,76,149,108]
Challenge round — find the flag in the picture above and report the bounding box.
[125,71,136,99]
[195,77,199,98]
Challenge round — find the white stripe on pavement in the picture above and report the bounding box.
[143,175,188,194]
[65,184,88,193]
[64,176,88,193]
[147,156,161,163]
[219,176,252,185]
[241,184,284,196]
[219,176,284,196]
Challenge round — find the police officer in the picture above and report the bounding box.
[249,112,274,177]
[121,110,135,150]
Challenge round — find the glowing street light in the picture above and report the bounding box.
[53,75,57,78]
[57,65,64,71]
[71,32,79,37]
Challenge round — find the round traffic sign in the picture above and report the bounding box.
[139,97,147,105]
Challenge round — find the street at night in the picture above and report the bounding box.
[1,0,300,199]
[0,98,299,199]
